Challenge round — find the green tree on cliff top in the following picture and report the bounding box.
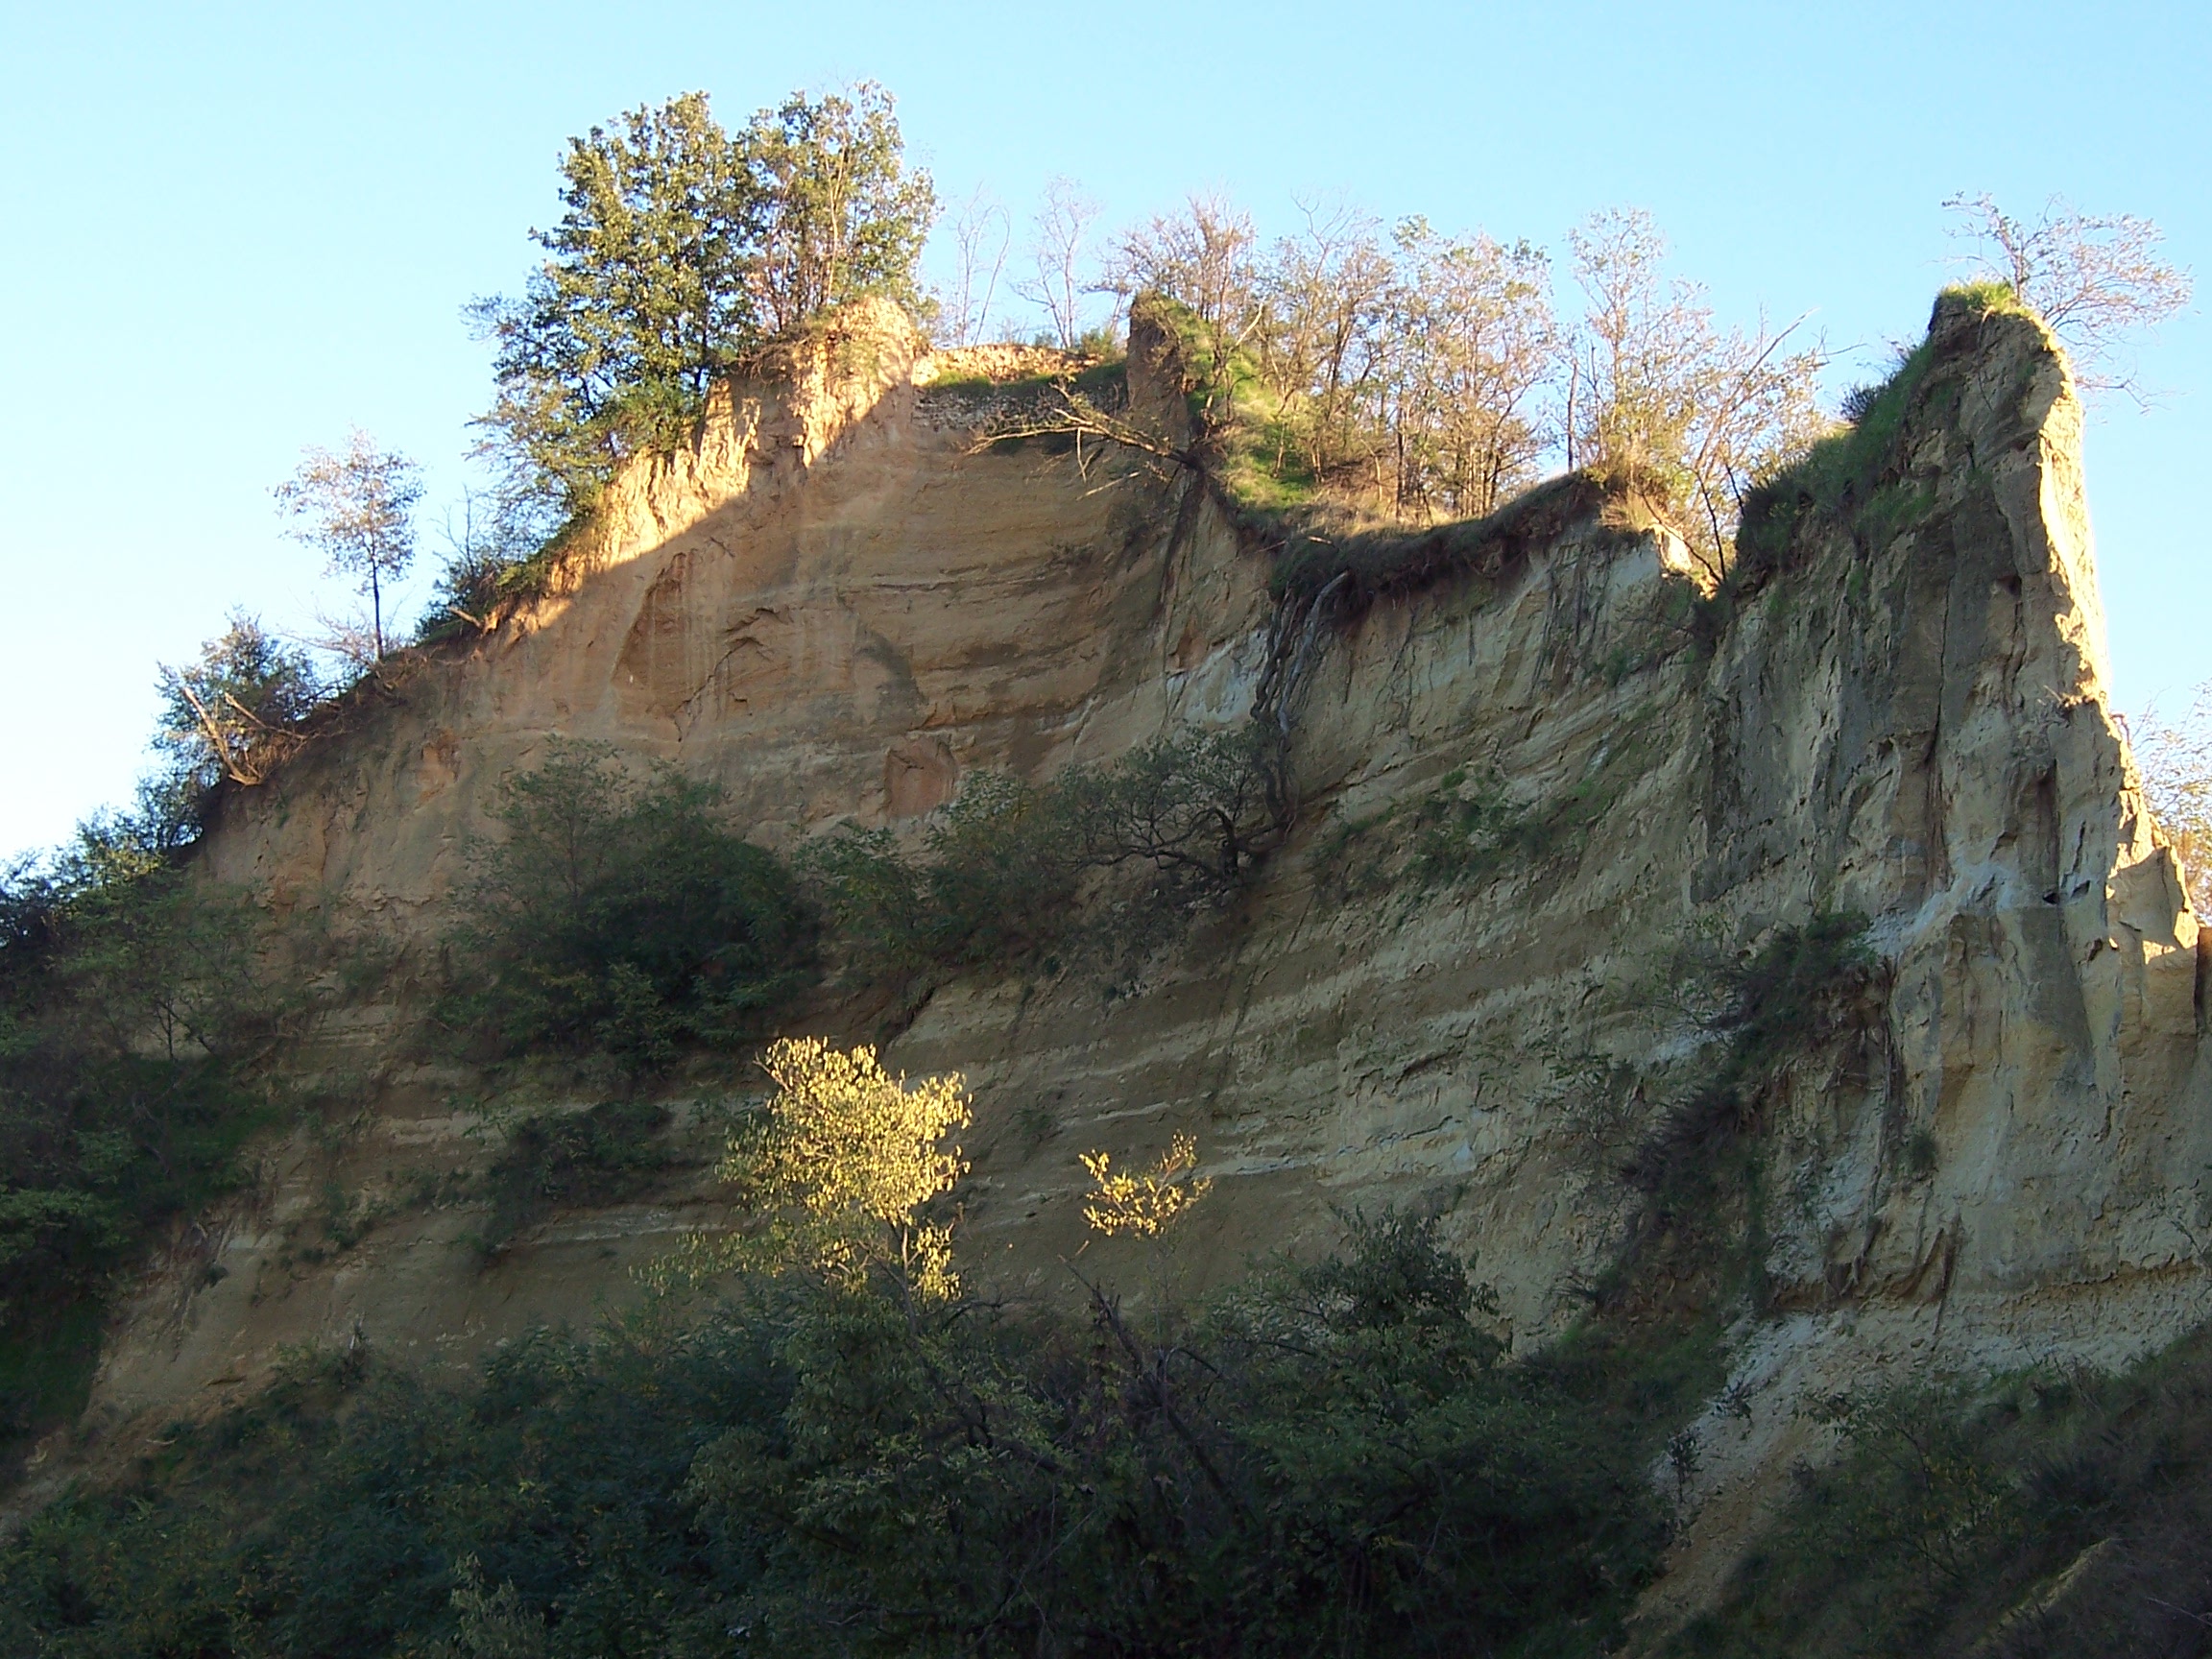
[470,84,934,514]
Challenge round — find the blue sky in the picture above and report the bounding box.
[2,0,2205,860]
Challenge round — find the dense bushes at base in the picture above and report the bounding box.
[0,1214,1665,1658]
[445,744,813,1061]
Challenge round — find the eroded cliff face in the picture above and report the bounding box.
[70,297,2210,1600]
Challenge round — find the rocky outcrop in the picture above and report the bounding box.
[72,296,2209,1608]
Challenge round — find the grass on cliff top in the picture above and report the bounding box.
[1139,296,1325,513]
[921,354,1129,403]
[1730,280,2041,587]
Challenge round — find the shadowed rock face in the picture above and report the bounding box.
[73,297,2208,1599]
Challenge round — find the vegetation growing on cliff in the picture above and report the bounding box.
[803,727,1283,986]
[2134,681,2212,913]
[153,613,324,806]
[444,743,812,1063]
[1944,191,2193,403]
[0,821,298,1457]
[471,1098,674,1259]
[275,430,424,663]
[1670,1324,2212,1655]
[1607,913,1880,1314]
[1004,201,1827,592]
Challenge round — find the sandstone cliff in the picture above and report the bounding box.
[69,294,2210,1607]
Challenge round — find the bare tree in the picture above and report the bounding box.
[1385,221,1556,517]
[2133,682,2212,913]
[1254,199,1396,483]
[936,185,1011,348]
[1014,178,1103,350]
[1108,193,1265,352]
[1945,192,2193,400]
[274,430,422,659]
[1565,208,1826,578]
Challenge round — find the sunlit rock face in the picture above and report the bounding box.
[82,296,2208,1595]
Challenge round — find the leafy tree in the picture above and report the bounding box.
[692,1038,971,1300]
[472,85,934,513]
[740,83,936,336]
[1056,725,1283,889]
[1945,191,2194,401]
[802,728,1281,983]
[155,611,322,792]
[1079,1132,1212,1236]
[446,742,811,1060]
[1107,191,1264,359]
[0,830,283,1449]
[1252,200,1396,481]
[801,770,1075,974]
[469,91,758,505]
[274,429,422,659]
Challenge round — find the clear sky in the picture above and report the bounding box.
[2,0,2205,861]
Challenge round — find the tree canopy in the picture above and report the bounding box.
[154,612,321,795]
[471,84,934,512]
[273,430,421,660]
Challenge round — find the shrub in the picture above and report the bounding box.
[802,769,1070,974]
[803,726,1280,983]
[473,1098,673,1257]
[1605,913,1879,1317]
[154,612,324,801]
[1671,1324,2212,1656]
[445,744,812,1062]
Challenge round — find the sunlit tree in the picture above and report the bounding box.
[1108,192,1264,355]
[1079,1133,1213,1237]
[469,91,759,503]
[1565,208,1826,577]
[1253,199,1396,482]
[2134,683,2212,913]
[1385,219,1556,517]
[472,86,934,509]
[708,1038,971,1299]
[273,429,421,658]
[742,83,936,335]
